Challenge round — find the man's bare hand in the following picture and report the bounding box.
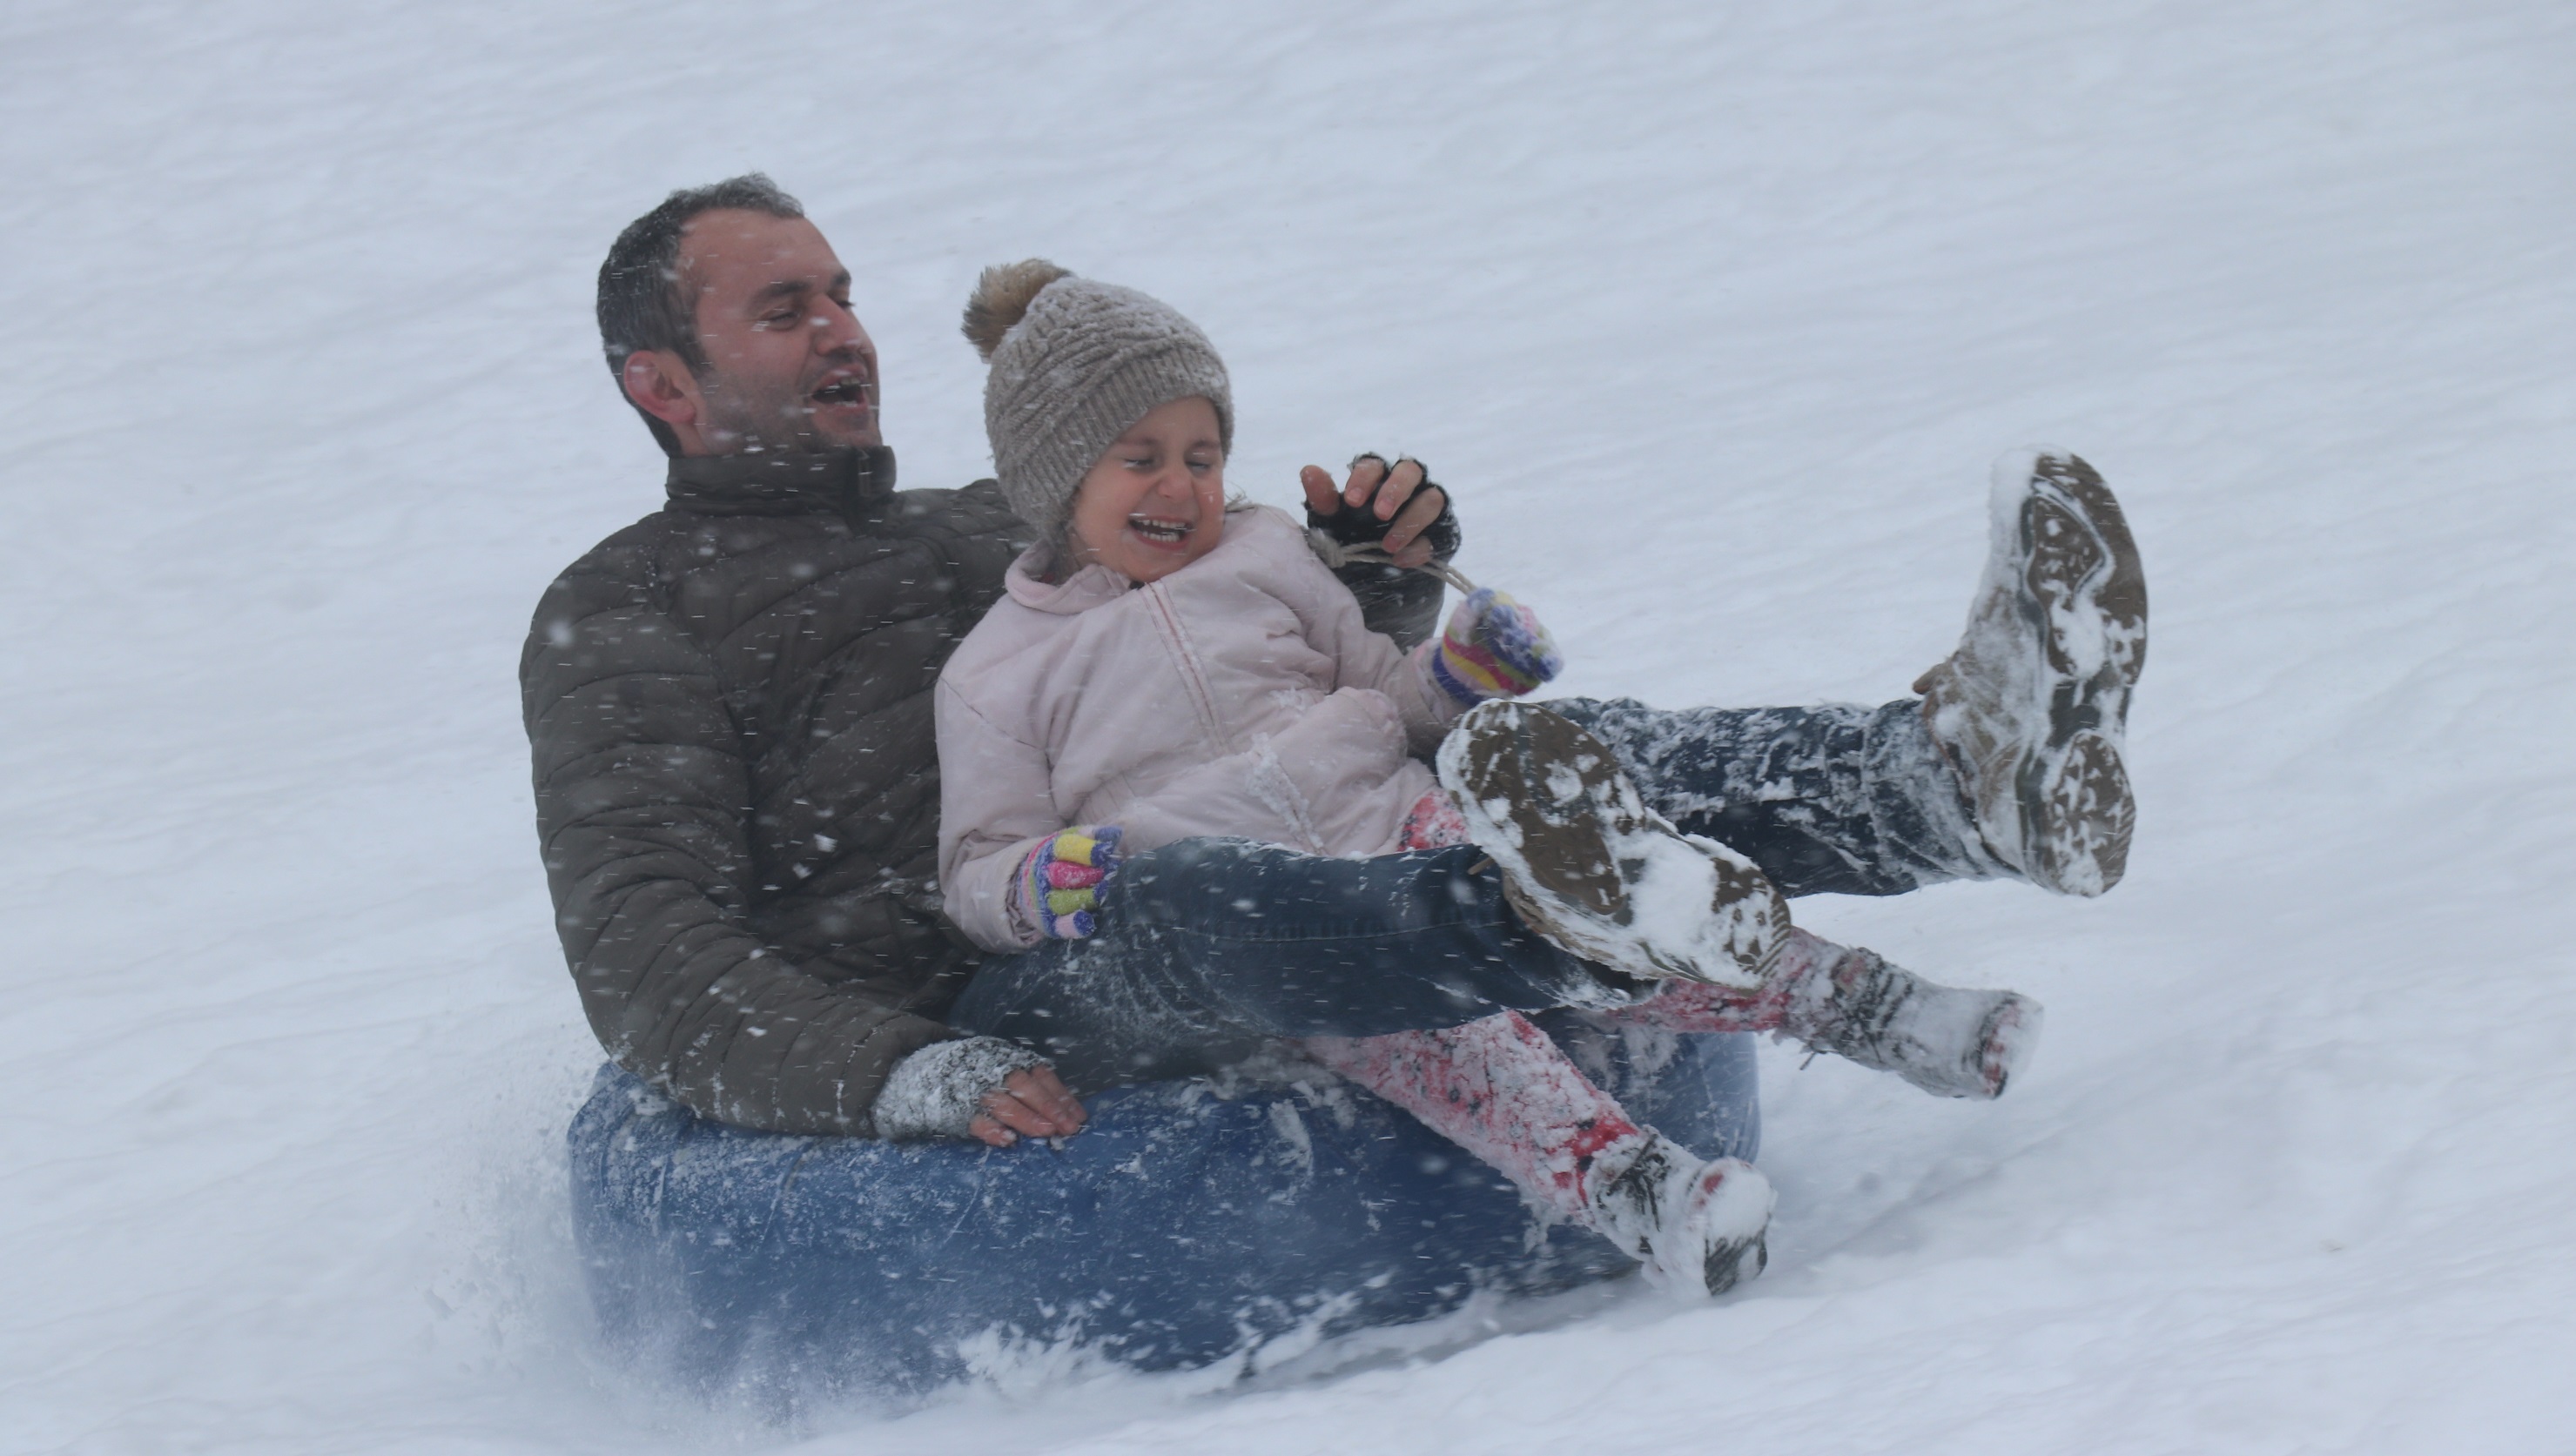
[1301,454,1449,569]
[967,1063,1088,1147]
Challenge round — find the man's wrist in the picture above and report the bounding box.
[872,1037,1049,1140]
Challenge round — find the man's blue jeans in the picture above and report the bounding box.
[1553,696,1995,897]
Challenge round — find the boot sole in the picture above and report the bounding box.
[2008,452,2148,896]
[2022,728,2135,897]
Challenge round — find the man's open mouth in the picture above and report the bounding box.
[1128,516,1194,546]
[811,372,871,407]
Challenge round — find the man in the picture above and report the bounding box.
[527,174,2143,1153]
[524,176,1454,1143]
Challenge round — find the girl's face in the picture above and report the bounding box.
[1066,396,1227,584]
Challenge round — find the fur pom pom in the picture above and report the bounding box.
[963,259,1073,361]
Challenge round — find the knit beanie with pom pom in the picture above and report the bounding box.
[963,260,1233,547]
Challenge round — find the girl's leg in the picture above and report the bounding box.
[1300,1012,1637,1219]
[1597,929,2045,1100]
[1301,1011,1771,1298]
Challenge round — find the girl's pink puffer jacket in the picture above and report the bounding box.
[936,506,1463,952]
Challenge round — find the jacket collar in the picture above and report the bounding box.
[1004,545,1136,614]
[663,445,898,519]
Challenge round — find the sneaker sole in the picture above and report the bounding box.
[1437,702,1788,985]
[1443,701,1648,927]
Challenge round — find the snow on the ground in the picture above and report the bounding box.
[3,1,2572,1451]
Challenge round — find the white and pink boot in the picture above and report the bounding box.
[1302,1011,1773,1299]
[1603,927,2044,1100]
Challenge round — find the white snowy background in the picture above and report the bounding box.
[4,0,2573,1451]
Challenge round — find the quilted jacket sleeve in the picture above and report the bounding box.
[521,567,953,1136]
[1318,493,1461,652]
[934,675,1062,955]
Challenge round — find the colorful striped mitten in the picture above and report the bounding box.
[1427,587,1563,704]
[1017,826,1124,940]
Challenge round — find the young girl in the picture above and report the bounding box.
[935,262,2037,1299]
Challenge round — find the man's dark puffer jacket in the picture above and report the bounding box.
[521,446,1450,1135]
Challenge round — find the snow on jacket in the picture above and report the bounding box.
[523,449,1455,1136]
[521,447,1022,1136]
[938,506,1463,953]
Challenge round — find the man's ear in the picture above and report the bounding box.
[622,349,703,433]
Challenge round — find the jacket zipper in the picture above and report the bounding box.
[1144,583,1227,748]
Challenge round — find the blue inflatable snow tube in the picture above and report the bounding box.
[568,1024,1759,1398]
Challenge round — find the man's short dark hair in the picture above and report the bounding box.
[596,174,806,454]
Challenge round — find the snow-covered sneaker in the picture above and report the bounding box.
[1914,449,2148,896]
[1584,1136,1773,1298]
[1775,932,2043,1100]
[1436,701,1790,987]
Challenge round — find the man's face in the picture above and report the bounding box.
[669,211,880,454]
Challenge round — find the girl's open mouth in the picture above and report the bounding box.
[1127,516,1194,547]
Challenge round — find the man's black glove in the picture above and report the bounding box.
[1309,453,1462,653]
[1307,453,1461,563]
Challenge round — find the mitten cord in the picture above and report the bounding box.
[1305,529,1481,598]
